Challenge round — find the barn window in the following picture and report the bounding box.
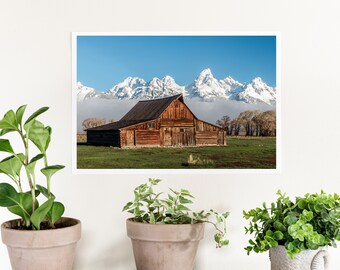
[149,121,155,129]
[180,128,188,132]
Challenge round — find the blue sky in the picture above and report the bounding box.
[77,35,276,92]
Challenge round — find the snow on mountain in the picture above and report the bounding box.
[106,76,185,100]
[186,68,246,102]
[219,76,245,98]
[108,77,146,99]
[76,69,276,105]
[133,76,185,99]
[76,82,110,102]
[186,68,227,101]
[237,77,276,105]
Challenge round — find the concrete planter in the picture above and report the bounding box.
[126,219,204,270]
[1,217,81,270]
[269,246,329,270]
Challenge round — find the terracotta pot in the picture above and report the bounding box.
[1,217,81,270]
[126,219,204,270]
[269,246,329,270]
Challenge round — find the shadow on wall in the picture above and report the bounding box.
[74,232,135,270]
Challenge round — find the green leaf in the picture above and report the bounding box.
[0,154,25,180]
[16,105,27,126]
[179,196,193,204]
[30,197,54,230]
[46,201,64,224]
[8,192,37,226]
[180,189,194,198]
[0,128,17,136]
[297,199,307,209]
[149,178,161,185]
[36,184,55,199]
[0,110,18,131]
[41,165,65,179]
[150,212,156,224]
[25,120,51,153]
[0,183,20,207]
[274,221,286,232]
[26,154,45,176]
[273,231,284,240]
[0,139,14,154]
[302,209,313,221]
[122,201,133,212]
[284,215,298,226]
[24,106,49,125]
[176,204,190,211]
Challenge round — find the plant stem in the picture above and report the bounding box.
[43,153,51,197]
[203,220,225,235]
[19,129,36,211]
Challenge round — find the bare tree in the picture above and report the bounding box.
[238,110,261,136]
[257,111,276,136]
[216,115,232,135]
[231,118,241,136]
[82,118,106,131]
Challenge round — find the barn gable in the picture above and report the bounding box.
[86,94,226,147]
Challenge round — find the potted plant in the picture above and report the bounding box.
[0,105,81,270]
[123,178,229,270]
[243,190,340,270]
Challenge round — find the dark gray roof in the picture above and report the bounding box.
[121,94,183,121]
[87,94,183,131]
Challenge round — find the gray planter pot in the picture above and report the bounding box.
[126,219,204,270]
[1,217,81,270]
[269,246,329,270]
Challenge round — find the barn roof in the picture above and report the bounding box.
[87,94,184,131]
[121,94,183,122]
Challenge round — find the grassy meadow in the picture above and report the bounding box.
[77,137,276,169]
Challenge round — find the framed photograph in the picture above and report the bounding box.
[72,33,281,174]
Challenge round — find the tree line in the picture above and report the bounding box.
[216,110,276,137]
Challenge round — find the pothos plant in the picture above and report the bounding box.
[243,190,340,258]
[123,178,229,248]
[0,105,65,230]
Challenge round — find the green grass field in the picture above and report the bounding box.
[77,137,276,169]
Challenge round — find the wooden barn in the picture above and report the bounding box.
[86,94,226,148]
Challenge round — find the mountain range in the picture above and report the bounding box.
[76,68,276,105]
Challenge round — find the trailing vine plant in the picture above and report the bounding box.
[123,178,229,248]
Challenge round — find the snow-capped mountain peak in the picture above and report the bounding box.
[195,68,215,84]
[199,68,213,77]
[76,82,109,102]
[76,68,276,105]
[238,77,276,105]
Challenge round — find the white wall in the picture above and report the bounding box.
[1,0,340,269]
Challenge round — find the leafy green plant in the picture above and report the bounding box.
[0,105,65,230]
[243,190,340,258]
[123,178,229,248]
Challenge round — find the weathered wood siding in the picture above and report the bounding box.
[160,100,194,127]
[87,130,120,146]
[120,120,161,147]
[135,130,160,146]
[160,127,195,146]
[120,130,135,147]
[195,120,226,145]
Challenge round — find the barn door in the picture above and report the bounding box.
[163,128,172,146]
[126,130,135,146]
[174,128,195,146]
